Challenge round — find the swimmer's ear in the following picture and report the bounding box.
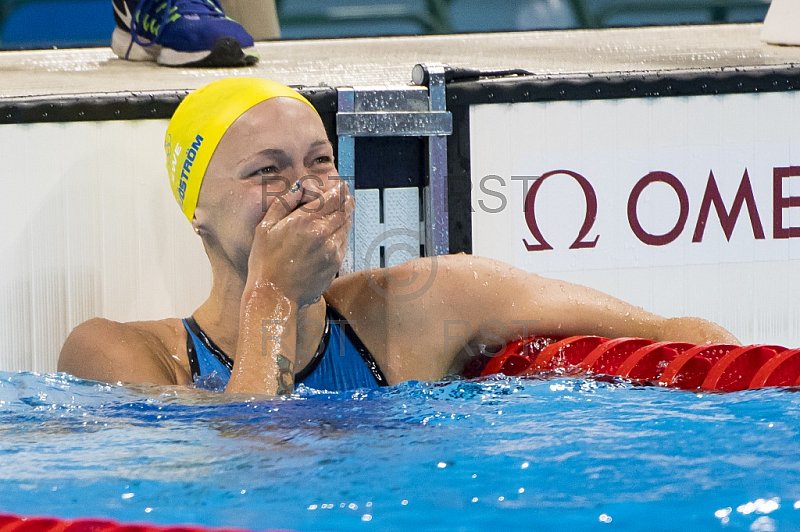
[191,208,207,236]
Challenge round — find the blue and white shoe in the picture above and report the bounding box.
[112,0,259,67]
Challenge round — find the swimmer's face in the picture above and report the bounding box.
[195,97,339,268]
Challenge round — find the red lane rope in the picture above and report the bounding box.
[480,336,800,391]
[658,344,738,390]
[750,348,800,388]
[615,342,694,380]
[523,336,607,374]
[0,514,289,532]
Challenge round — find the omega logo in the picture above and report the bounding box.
[523,169,599,251]
[521,166,800,251]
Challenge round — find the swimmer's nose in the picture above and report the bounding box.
[298,177,322,202]
[294,177,332,212]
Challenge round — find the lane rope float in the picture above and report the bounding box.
[478,336,800,392]
[0,513,290,532]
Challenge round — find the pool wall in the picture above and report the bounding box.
[0,23,798,372]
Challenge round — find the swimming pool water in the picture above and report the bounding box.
[0,371,798,531]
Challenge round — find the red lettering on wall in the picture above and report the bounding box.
[773,166,800,239]
[523,169,599,251]
[627,171,689,246]
[692,169,765,242]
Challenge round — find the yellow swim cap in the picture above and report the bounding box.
[165,77,319,222]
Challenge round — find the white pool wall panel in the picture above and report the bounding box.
[0,120,211,372]
[470,92,800,347]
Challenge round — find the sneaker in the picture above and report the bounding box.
[111,0,259,67]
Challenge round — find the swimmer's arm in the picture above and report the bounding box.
[58,318,180,385]
[442,255,739,346]
[502,272,738,345]
[369,254,738,381]
[225,283,298,396]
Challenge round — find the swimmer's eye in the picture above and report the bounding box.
[313,156,333,165]
[256,165,280,176]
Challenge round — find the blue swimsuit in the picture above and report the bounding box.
[183,304,388,392]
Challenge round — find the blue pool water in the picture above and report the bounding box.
[0,371,798,531]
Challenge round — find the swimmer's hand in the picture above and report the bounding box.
[247,179,354,307]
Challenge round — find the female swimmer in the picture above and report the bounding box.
[58,78,739,395]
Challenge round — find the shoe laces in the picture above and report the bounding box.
[125,0,225,56]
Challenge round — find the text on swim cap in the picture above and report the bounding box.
[170,144,182,187]
[177,134,204,205]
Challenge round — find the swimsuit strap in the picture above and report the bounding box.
[295,308,331,383]
[185,327,201,380]
[326,305,389,386]
[184,316,234,376]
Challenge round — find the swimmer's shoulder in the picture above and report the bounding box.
[324,255,511,382]
[324,270,386,328]
[58,317,193,386]
[324,257,465,382]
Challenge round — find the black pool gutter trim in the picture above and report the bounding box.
[0,86,339,125]
[444,63,800,106]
